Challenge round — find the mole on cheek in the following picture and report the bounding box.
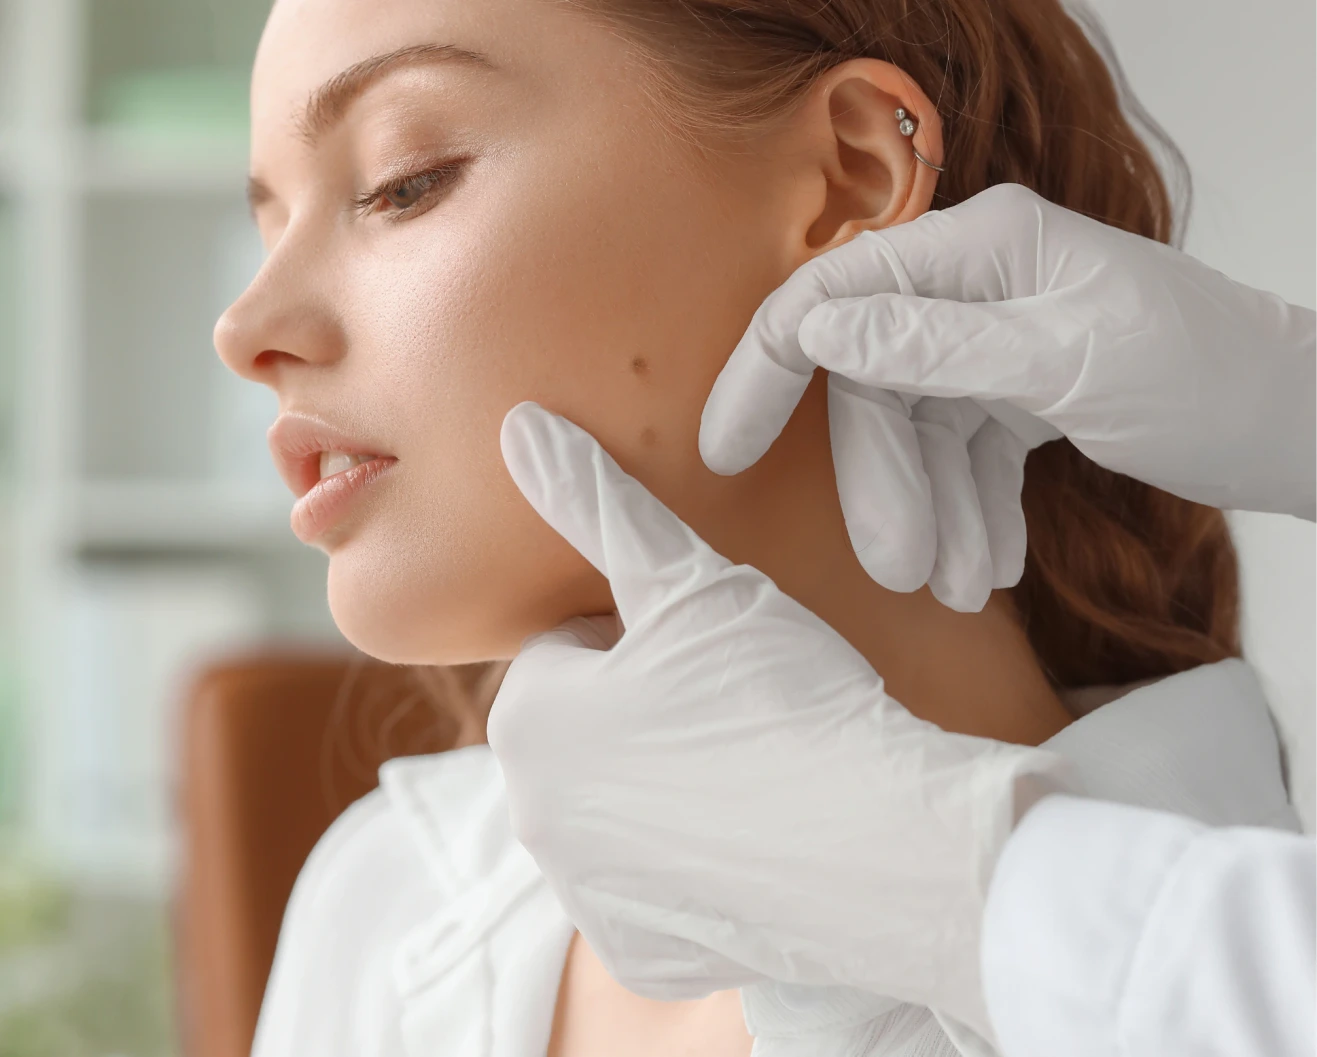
[640,427,658,447]
[630,355,650,376]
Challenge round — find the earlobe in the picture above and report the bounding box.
[789,58,943,259]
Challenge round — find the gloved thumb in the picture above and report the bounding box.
[488,614,621,775]
[500,400,733,629]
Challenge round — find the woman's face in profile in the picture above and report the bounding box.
[216,0,810,663]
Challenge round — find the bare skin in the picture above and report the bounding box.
[548,931,756,1056]
[218,0,1073,1050]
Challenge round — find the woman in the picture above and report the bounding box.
[214,0,1298,1053]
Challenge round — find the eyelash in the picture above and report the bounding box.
[352,159,467,221]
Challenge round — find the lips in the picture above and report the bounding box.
[267,412,394,499]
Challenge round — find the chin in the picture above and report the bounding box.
[323,546,531,666]
[321,492,612,666]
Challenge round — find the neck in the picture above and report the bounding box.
[686,372,1071,747]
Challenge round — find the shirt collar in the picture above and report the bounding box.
[378,742,514,897]
[379,744,545,1004]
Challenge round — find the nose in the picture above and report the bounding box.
[213,235,346,387]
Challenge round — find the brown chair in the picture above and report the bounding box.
[170,647,490,1057]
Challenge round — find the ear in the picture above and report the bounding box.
[776,58,943,261]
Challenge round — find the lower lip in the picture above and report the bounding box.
[290,457,398,544]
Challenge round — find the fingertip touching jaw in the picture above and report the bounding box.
[212,0,942,666]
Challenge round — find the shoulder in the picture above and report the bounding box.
[252,745,511,1057]
[287,782,415,919]
[275,743,509,947]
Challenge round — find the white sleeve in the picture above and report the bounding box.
[981,793,1315,1057]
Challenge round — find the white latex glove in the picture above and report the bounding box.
[700,183,1317,613]
[488,400,1073,1041]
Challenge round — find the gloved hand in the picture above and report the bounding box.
[700,182,1317,613]
[487,401,1073,1042]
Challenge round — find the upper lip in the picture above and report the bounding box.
[267,412,394,499]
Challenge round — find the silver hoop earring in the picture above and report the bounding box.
[895,107,945,173]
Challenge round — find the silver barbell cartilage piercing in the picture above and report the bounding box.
[895,107,946,173]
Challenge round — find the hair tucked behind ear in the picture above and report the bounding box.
[403,0,1238,743]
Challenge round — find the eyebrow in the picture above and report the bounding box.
[246,42,499,216]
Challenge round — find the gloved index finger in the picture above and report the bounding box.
[501,401,733,631]
[699,231,913,475]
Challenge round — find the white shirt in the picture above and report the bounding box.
[250,658,1300,1057]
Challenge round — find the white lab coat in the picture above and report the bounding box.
[250,657,1302,1056]
[982,792,1315,1057]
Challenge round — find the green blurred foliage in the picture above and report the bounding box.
[0,867,69,949]
[0,875,175,1057]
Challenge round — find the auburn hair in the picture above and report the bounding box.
[394,0,1239,747]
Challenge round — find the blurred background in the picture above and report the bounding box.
[0,1,342,1055]
[0,0,1311,1055]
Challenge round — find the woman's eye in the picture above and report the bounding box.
[355,161,465,220]
[382,174,435,209]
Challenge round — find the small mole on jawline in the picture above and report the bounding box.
[640,427,658,446]
[631,356,650,375]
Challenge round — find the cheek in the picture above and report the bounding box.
[322,247,623,665]
[325,162,781,664]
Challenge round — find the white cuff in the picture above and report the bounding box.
[978,794,1204,1057]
